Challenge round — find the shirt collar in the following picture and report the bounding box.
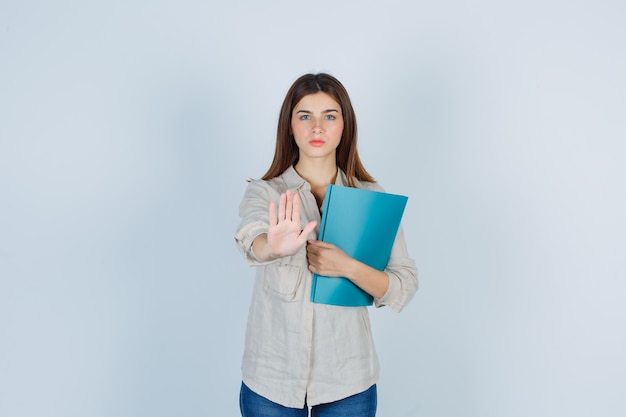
[280,165,348,189]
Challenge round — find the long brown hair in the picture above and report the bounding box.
[261,73,375,187]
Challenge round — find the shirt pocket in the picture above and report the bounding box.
[263,261,305,302]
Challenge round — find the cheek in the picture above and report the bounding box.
[329,122,344,139]
[291,125,305,139]
[292,120,311,133]
[292,127,312,146]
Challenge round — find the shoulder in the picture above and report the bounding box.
[242,177,282,201]
[246,167,305,193]
[354,178,385,193]
[338,169,384,192]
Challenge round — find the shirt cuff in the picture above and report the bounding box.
[374,272,401,311]
[234,221,276,266]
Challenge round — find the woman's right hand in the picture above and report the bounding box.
[252,190,317,261]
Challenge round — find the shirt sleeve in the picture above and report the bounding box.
[358,182,418,312]
[373,225,419,312]
[234,180,279,266]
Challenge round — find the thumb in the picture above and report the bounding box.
[300,220,317,239]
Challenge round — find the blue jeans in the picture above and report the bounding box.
[239,382,377,417]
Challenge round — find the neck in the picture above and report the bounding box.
[294,157,338,188]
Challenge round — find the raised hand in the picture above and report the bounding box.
[253,190,317,260]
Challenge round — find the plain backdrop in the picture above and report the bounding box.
[1,1,625,416]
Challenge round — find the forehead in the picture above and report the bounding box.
[293,92,341,112]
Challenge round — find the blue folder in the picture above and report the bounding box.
[310,184,408,307]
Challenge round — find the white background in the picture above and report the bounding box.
[1,1,624,416]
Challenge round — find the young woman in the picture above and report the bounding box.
[235,73,418,417]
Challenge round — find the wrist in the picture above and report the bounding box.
[251,234,277,262]
[344,257,362,281]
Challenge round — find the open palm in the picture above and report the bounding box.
[267,190,317,258]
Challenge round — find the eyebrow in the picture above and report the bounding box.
[295,109,340,114]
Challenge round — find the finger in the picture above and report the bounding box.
[300,220,317,239]
[317,241,336,249]
[277,193,286,221]
[306,249,318,266]
[285,190,293,221]
[305,241,319,256]
[307,240,334,249]
[292,192,301,224]
[269,201,277,226]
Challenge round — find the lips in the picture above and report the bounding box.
[309,139,325,147]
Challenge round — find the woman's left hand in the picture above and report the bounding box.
[306,240,352,277]
[307,240,390,298]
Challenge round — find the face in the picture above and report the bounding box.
[291,92,344,163]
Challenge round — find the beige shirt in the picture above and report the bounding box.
[234,166,418,408]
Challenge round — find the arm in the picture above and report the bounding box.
[304,180,418,310]
[306,225,418,311]
[306,240,389,299]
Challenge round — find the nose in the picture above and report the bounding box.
[312,118,323,133]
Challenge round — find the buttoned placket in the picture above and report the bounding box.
[294,180,319,404]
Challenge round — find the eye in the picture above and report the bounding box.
[299,114,311,120]
[324,114,336,120]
